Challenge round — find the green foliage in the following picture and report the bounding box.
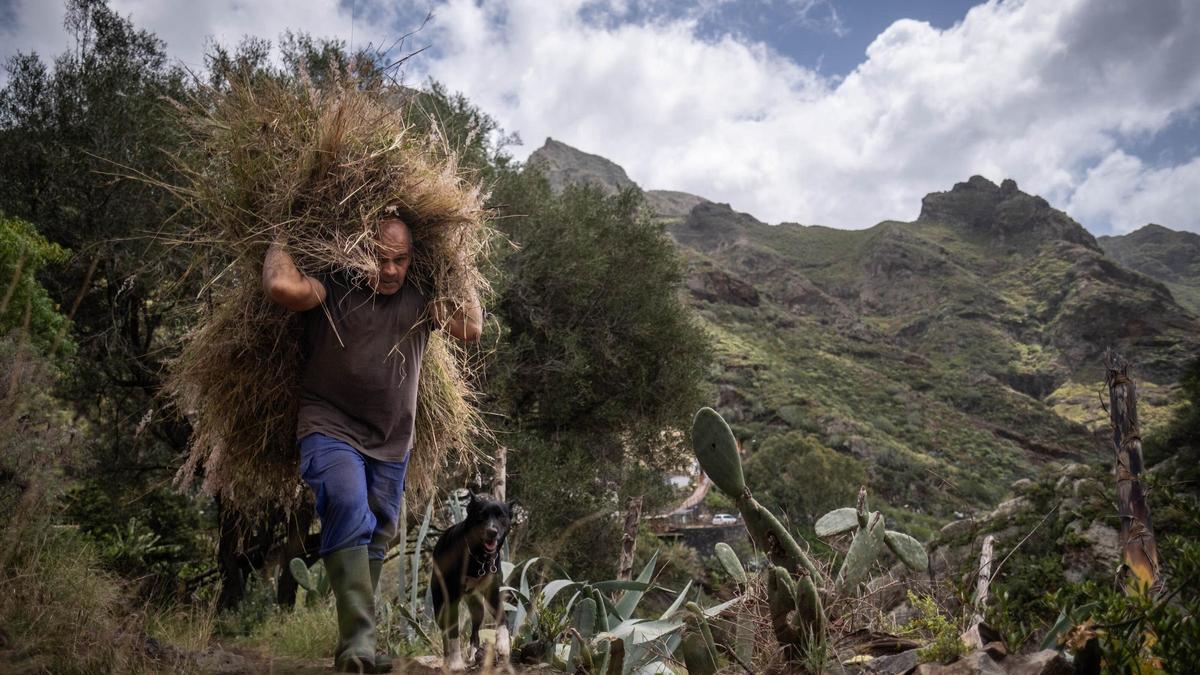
[1,0,210,596]
[65,479,207,589]
[1041,535,1200,673]
[901,591,968,664]
[1145,356,1200,491]
[0,214,72,358]
[490,172,711,450]
[745,430,864,525]
[1,338,163,672]
[239,602,337,659]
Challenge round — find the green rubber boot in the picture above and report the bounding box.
[367,558,393,672]
[325,546,389,673]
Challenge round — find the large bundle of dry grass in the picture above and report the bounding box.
[165,71,491,515]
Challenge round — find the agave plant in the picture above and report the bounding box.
[500,551,740,674]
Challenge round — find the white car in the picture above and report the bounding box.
[711,513,738,526]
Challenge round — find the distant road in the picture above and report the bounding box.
[662,474,711,516]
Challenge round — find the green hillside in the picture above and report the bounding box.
[1099,223,1200,315]
[529,140,1200,538]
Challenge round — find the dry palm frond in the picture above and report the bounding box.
[165,69,492,515]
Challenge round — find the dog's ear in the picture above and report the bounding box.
[506,499,517,516]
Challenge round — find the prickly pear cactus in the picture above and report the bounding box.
[680,602,719,675]
[818,487,930,591]
[289,558,331,607]
[691,408,820,578]
[767,566,826,657]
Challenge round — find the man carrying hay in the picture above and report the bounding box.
[263,214,482,673]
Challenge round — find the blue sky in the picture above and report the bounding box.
[3,0,1198,234]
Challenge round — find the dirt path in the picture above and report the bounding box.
[194,645,544,674]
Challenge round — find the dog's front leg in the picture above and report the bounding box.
[490,580,510,662]
[437,596,467,672]
[467,593,486,666]
[443,634,467,673]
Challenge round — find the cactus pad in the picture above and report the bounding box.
[884,530,929,572]
[814,507,859,537]
[691,407,746,496]
[289,557,315,593]
[714,543,748,586]
[838,511,886,590]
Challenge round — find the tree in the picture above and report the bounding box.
[744,430,864,526]
[485,169,713,577]
[0,0,204,589]
[0,214,73,358]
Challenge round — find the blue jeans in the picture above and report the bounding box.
[299,433,410,560]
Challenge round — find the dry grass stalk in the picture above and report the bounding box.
[164,69,493,515]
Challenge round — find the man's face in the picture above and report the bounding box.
[369,219,412,295]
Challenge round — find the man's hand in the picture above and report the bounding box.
[431,294,483,342]
[262,232,326,312]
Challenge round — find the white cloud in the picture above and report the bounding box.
[0,0,400,77]
[412,0,1200,232]
[4,0,1198,233]
[1067,151,1200,234]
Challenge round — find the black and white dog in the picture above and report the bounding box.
[431,492,513,671]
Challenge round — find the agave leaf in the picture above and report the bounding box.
[593,580,654,593]
[570,597,598,667]
[884,530,929,572]
[500,585,531,605]
[540,578,579,607]
[615,550,659,620]
[411,498,434,612]
[598,618,684,644]
[691,407,746,496]
[394,602,436,649]
[815,507,860,538]
[501,560,516,583]
[714,543,747,585]
[701,596,741,618]
[658,580,693,620]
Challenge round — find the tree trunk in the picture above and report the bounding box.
[973,534,995,624]
[616,496,644,582]
[1104,350,1159,593]
[494,445,507,502]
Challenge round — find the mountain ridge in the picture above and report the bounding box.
[524,137,1200,535]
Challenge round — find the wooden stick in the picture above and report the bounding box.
[973,534,995,624]
[616,496,644,583]
[1104,349,1159,594]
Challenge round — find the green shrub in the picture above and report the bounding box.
[901,591,967,664]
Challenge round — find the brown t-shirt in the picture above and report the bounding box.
[296,273,431,462]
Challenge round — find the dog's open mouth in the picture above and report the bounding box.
[483,540,499,553]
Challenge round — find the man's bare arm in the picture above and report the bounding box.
[431,294,483,342]
[262,235,326,312]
